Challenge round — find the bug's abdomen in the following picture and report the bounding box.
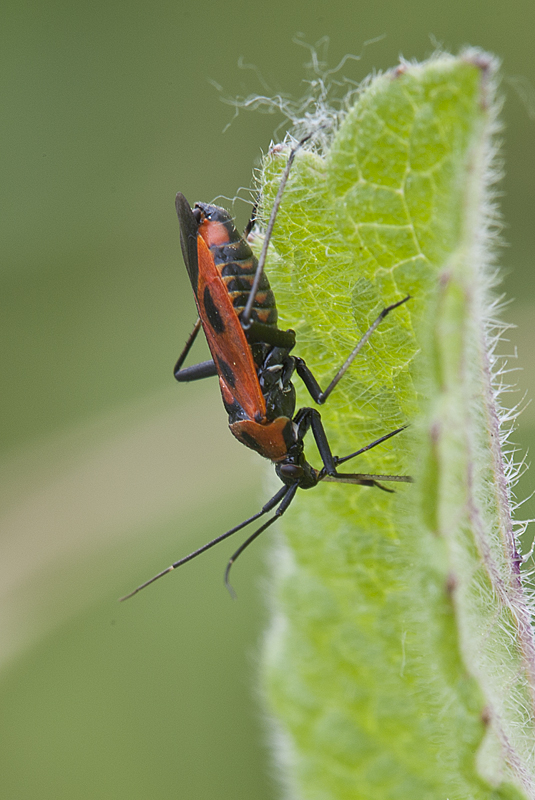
[219,247,278,326]
[196,204,278,327]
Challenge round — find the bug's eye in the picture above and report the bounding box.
[279,464,303,479]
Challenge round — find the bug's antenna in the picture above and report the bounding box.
[241,132,314,328]
[224,483,299,597]
[224,516,279,599]
[119,485,290,601]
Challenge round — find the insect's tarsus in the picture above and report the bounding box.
[241,132,314,329]
[314,295,411,404]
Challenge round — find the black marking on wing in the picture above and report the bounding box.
[216,355,236,389]
[175,193,200,290]
[203,286,225,333]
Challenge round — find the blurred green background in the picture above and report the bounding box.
[1,1,534,797]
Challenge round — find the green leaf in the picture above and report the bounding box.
[259,52,535,800]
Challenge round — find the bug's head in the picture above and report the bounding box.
[275,451,319,490]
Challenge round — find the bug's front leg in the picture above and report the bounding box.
[296,407,410,485]
[293,407,337,476]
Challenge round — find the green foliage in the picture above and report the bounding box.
[259,53,535,799]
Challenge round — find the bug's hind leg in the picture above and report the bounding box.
[173,318,218,382]
[241,132,314,329]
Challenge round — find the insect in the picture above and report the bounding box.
[120,137,411,601]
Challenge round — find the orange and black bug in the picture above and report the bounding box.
[121,139,412,601]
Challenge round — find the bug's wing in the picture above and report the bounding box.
[175,193,267,422]
[175,193,200,288]
[195,236,267,420]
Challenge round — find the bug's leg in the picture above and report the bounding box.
[291,406,342,476]
[224,483,299,597]
[321,473,413,490]
[293,361,324,403]
[173,318,218,382]
[245,320,296,349]
[119,484,290,601]
[292,406,352,476]
[174,317,201,372]
[333,426,407,467]
[241,132,314,329]
[318,427,412,487]
[289,406,352,477]
[243,196,259,239]
[174,360,218,382]
[294,295,411,405]
[299,408,412,486]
